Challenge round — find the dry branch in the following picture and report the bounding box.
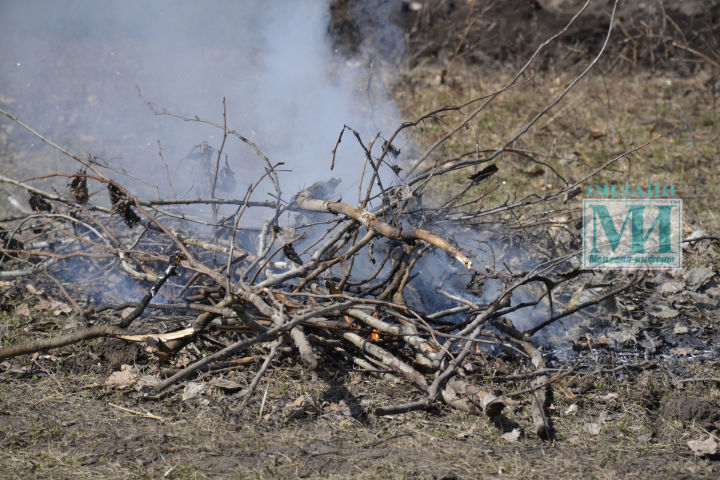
[294,187,472,269]
[0,325,194,360]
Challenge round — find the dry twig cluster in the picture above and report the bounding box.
[0,1,646,439]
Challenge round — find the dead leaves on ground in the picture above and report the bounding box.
[105,364,138,389]
[11,282,73,318]
[278,394,352,421]
[688,436,719,457]
[34,298,73,316]
[208,377,243,393]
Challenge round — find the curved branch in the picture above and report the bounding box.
[294,189,472,269]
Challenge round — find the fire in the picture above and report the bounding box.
[344,315,381,341]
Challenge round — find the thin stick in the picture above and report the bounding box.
[235,338,283,414]
[109,403,164,421]
[258,382,270,420]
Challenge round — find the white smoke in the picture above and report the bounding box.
[0,0,405,210]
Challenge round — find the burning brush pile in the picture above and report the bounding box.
[0,3,647,439]
[0,101,640,441]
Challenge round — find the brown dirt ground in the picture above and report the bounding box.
[2,337,720,479]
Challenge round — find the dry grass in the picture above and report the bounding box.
[393,63,720,235]
[2,350,719,479]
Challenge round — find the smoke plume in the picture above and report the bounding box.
[0,0,405,207]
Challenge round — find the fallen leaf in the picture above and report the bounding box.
[687,436,718,456]
[0,361,27,374]
[594,335,613,346]
[605,330,636,346]
[182,382,205,401]
[14,304,30,316]
[583,422,601,435]
[35,299,50,311]
[685,229,707,241]
[686,292,716,310]
[502,428,522,442]
[456,423,478,439]
[669,347,698,356]
[135,375,160,390]
[285,394,315,410]
[639,331,661,353]
[658,281,685,295]
[51,300,73,315]
[172,350,196,368]
[589,128,605,139]
[705,286,720,298]
[208,377,243,392]
[595,392,620,402]
[569,286,619,316]
[564,403,578,415]
[105,364,137,389]
[673,324,689,335]
[573,150,592,164]
[568,287,582,309]
[557,383,576,399]
[36,298,70,314]
[283,394,319,418]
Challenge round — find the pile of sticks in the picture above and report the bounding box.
[0,0,642,438]
[0,111,636,440]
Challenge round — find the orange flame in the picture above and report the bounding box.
[345,314,382,340]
